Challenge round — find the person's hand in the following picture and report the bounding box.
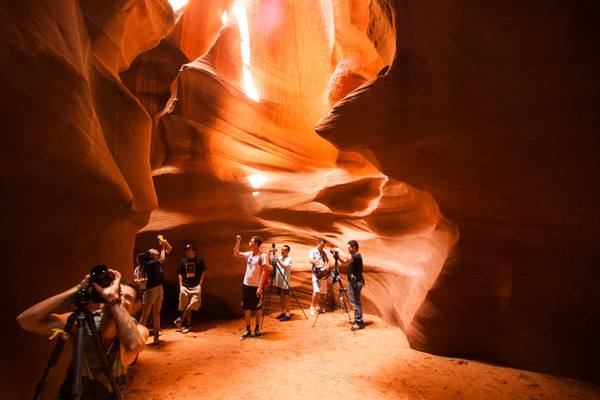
[78,275,91,290]
[235,234,241,242]
[256,287,263,297]
[91,268,122,303]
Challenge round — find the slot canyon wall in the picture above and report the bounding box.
[1,0,599,399]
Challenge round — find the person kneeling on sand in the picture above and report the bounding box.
[174,243,207,334]
[234,234,268,338]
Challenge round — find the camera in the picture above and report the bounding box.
[73,265,115,304]
[329,248,339,260]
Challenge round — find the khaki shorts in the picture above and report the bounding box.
[311,274,328,294]
[179,284,202,312]
[142,285,163,305]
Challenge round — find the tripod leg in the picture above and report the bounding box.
[84,312,123,400]
[338,281,354,322]
[33,313,77,400]
[311,306,322,327]
[274,264,308,319]
[71,312,88,399]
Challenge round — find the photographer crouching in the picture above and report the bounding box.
[16,267,148,399]
[332,240,366,331]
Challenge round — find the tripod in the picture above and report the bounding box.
[262,254,308,328]
[34,292,122,400]
[312,261,353,327]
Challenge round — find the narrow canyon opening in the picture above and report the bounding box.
[123,0,456,333]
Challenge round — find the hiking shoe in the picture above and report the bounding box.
[153,335,160,345]
[174,318,183,330]
[241,329,251,339]
[351,323,364,331]
[181,327,190,334]
[275,313,286,320]
[254,328,263,337]
[279,315,291,322]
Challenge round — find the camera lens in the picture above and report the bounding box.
[90,265,113,288]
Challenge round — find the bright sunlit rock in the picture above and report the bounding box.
[168,0,188,13]
[247,174,267,189]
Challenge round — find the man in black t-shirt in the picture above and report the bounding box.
[174,244,207,333]
[140,235,172,344]
[336,240,365,331]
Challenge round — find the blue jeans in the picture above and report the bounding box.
[348,280,363,324]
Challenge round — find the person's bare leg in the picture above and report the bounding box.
[244,309,251,327]
[152,299,162,338]
[311,292,319,308]
[280,292,285,314]
[256,309,263,327]
[284,294,291,315]
[140,303,152,327]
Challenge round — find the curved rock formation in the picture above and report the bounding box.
[316,0,600,383]
[2,0,599,397]
[0,0,173,397]
[140,0,454,330]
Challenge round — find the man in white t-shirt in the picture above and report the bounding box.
[233,234,268,338]
[308,238,331,316]
[270,244,293,321]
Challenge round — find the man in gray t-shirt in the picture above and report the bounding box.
[270,245,293,321]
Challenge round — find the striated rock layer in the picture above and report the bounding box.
[0,0,173,397]
[141,0,454,336]
[2,0,599,397]
[316,0,600,383]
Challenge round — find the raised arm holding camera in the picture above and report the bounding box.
[16,267,148,399]
[140,234,172,345]
[332,240,365,331]
[234,234,268,338]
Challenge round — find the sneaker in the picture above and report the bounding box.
[174,318,183,330]
[309,307,316,316]
[241,329,251,339]
[275,313,286,320]
[279,315,291,322]
[351,323,364,331]
[254,328,262,337]
[181,327,190,334]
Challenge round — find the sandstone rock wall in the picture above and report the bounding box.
[0,1,173,397]
[317,0,600,383]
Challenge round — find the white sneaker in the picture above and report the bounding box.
[310,307,316,316]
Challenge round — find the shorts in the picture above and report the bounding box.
[142,285,163,305]
[276,287,290,295]
[241,284,261,311]
[179,284,202,312]
[311,273,327,294]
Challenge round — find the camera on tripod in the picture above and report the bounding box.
[73,264,115,304]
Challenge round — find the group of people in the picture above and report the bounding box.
[233,235,366,338]
[134,235,207,344]
[15,233,365,398]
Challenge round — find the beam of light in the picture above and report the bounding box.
[168,0,189,13]
[221,11,229,25]
[233,4,260,102]
[247,174,267,189]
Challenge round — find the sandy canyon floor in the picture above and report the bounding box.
[125,312,600,400]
